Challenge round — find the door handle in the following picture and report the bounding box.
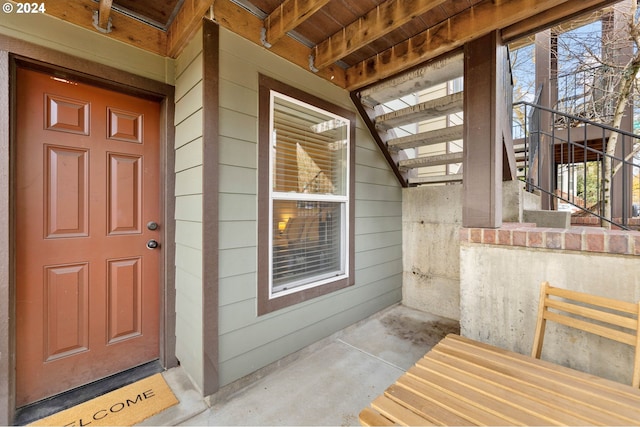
[146,239,159,250]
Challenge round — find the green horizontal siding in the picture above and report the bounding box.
[176,52,203,99]
[356,164,402,186]
[218,247,257,279]
[175,166,203,196]
[175,221,203,250]
[174,29,205,393]
[355,245,403,270]
[175,138,203,172]
[219,273,257,306]
[356,216,402,234]
[356,182,403,202]
[219,221,256,250]
[215,27,403,388]
[219,165,256,195]
[219,194,256,221]
[219,108,257,142]
[175,110,204,149]
[175,81,203,124]
[218,284,401,386]
[356,200,403,217]
[174,195,202,222]
[219,136,257,169]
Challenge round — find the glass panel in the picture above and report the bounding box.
[272,200,343,292]
[272,94,348,196]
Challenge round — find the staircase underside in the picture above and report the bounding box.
[351,51,465,187]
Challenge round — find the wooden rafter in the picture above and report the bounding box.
[312,0,449,71]
[214,0,346,87]
[502,0,621,42]
[167,0,214,57]
[98,0,113,30]
[41,0,621,92]
[44,0,166,55]
[263,0,330,47]
[344,0,618,91]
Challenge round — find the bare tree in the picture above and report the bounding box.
[546,1,640,227]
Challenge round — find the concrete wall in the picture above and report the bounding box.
[216,27,403,388]
[502,180,540,222]
[402,180,536,322]
[460,232,640,385]
[402,184,462,320]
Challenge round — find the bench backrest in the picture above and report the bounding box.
[531,281,640,387]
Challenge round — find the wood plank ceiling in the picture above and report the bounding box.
[44,0,622,91]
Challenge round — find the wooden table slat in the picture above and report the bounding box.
[397,369,555,426]
[359,335,640,426]
[371,395,437,426]
[447,335,640,399]
[413,356,613,425]
[435,336,640,419]
[383,384,474,426]
[391,376,521,425]
[359,407,396,426]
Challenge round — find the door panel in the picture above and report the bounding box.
[44,263,90,360]
[107,257,143,343]
[15,67,162,406]
[108,153,142,234]
[45,145,89,237]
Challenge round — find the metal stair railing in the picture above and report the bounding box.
[513,100,639,230]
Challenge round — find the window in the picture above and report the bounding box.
[258,75,355,315]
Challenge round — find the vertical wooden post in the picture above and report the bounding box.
[535,29,553,210]
[0,49,12,427]
[98,0,113,30]
[202,18,220,396]
[463,31,504,228]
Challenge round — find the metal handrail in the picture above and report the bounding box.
[513,100,639,229]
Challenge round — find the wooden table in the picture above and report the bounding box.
[360,334,640,426]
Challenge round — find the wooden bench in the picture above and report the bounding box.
[359,282,640,426]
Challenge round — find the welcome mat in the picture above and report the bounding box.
[29,373,179,426]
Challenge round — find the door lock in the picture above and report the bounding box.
[147,221,159,231]
[146,239,159,249]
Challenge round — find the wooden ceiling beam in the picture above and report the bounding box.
[263,0,330,47]
[45,0,166,55]
[501,0,621,42]
[166,0,214,57]
[344,0,616,91]
[312,0,449,71]
[214,0,346,87]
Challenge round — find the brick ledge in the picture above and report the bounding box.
[460,223,640,256]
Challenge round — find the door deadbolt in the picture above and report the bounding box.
[147,221,159,231]
[146,239,159,249]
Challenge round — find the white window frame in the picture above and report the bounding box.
[267,90,351,299]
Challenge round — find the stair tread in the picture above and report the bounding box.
[514,145,528,153]
[375,92,464,130]
[359,52,463,107]
[409,174,463,185]
[387,125,463,151]
[399,152,463,169]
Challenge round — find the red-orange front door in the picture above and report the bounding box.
[15,67,161,406]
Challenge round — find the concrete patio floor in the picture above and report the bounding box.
[140,303,459,426]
